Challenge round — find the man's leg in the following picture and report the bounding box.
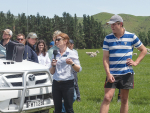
[74,72,81,101]
[118,89,121,102]
[120,89,129,113]
[100,88,115,113]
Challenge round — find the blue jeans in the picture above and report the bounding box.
[52,80,74,113]
[73,71,80,98]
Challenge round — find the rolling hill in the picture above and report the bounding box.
[78,12,150,35]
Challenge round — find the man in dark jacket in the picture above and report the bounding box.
[0,29,12,48]
[23,32,38,63]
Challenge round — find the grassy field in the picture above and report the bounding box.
[50,48,150,113]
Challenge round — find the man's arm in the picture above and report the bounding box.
[103,51,115,83]
[127,44,147,66]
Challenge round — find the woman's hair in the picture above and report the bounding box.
[36,40,47,56]
[55,33,70,46]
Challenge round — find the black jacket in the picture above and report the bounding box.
[23,42,38,63]
[0,39,11,48]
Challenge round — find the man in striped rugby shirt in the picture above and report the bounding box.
[100,15,147,113]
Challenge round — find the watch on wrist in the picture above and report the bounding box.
[72,63,75,66]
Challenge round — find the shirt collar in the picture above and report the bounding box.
[57,47,70,55]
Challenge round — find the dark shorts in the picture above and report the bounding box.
[104,73,134,89]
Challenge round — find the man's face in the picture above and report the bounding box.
[17,35,25,44]
[2,32,11,40]
[68,43,74,50]
[28,38,37,46]
[111,22,122,33]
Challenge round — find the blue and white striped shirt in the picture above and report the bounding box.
[103,30,142,75]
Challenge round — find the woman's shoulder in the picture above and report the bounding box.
[67,48,78,59]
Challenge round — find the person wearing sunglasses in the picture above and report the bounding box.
[48,30,61,60]
[16,33,25,45]
[50,33,82,113]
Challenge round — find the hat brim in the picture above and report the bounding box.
[106,21,116,25]
[2,30,9,34]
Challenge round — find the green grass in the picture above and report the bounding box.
[50,48,150,113]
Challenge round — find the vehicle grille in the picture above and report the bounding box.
[24,93,52,103]
[3,72,49,87]
[6,74,23,78]
[35,79,47,85]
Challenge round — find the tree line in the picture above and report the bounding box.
[0,11,107,49]
[0,11,149,49]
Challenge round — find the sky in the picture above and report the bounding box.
[0,0,150,18]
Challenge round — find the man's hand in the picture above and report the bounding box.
[126,58,138,66]
[107,74,115,83]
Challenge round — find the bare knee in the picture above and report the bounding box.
[103,95,113,103]
[121,97,128,105]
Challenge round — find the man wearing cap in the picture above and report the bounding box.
[49,41,54,48]
[0,29,13,47]
[100,15,147,113]
[69,39,81,102]
[23,32,39,63]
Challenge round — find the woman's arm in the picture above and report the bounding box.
[49,59,57,74]
[66,58,81,72]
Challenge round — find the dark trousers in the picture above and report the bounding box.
[52,80,74,113]
[73,71,80,98]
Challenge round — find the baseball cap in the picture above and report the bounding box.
[69,39,74,44]
[2,29,13,36]
[27,32,38,39]
[50,41,54,46]
[107,15,123,24]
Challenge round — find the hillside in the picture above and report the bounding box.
[78,12,150,35]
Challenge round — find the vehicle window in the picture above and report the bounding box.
[0,44,6,58]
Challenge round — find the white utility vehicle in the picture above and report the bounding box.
[0,44,54,113]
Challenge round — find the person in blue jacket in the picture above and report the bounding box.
[23,32,38,63]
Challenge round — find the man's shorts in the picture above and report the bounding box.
[104,73,134,89]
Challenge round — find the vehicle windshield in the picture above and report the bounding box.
[0,44,6,58]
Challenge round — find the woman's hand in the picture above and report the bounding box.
[66,58,73,65]
[51,59,57,67]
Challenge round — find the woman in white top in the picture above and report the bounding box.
[36,40,51,68]
[50,33,82,113]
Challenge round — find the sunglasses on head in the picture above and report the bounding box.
[55,38,64,42]
[17,38,23,41]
